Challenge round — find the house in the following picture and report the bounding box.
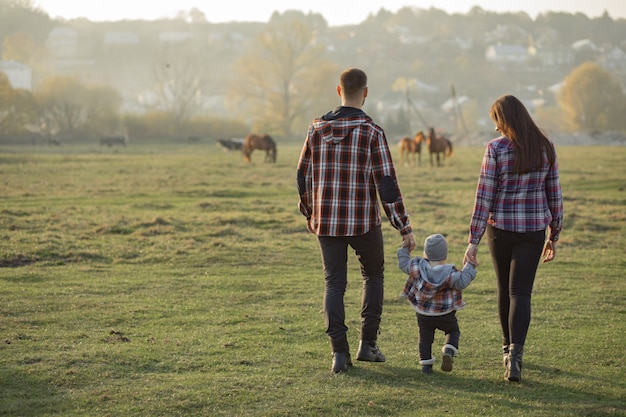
[529,46,575,67]
[46,27,78,58]
[0,61,32,90]
[485,44,529,64]
[547,81,564,95]
[483,24,529,46]
[158,31,193,43]
[600,47,626,72]
[571,39,597,52]
[441,95,469,112]
[103,32,140,46]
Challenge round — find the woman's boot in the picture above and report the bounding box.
[502,345,509,368]
[505,344,523,382]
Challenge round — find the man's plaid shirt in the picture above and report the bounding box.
[297,106,412,237]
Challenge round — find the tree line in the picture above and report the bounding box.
[1,0,626,144]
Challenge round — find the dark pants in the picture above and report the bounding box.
[486,225,545,347]
[416,311,460,360]
[317,226,385,353]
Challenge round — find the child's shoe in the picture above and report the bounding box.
[441,344,459,372]
[419,357,435,374]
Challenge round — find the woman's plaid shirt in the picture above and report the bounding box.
[469,136,564,244]
[297,107,412,237]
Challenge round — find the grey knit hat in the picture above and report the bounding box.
[424,234,448,261]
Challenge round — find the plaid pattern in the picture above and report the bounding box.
[297,108,411,237]
[469,137,563,244]
[398,248,476,316]
[400,262,466,316]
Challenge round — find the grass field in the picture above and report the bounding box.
[1,142,625,416]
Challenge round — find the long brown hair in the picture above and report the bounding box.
[490,95,555,174]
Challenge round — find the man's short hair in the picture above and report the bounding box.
[340,68,367,98]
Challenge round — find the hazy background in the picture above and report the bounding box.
[2,0,626,146]
[35,0,626,25]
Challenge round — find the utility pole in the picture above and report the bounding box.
[450,84,469,142]
[405,88,429,132]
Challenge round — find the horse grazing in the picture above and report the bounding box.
[398,131,425,166]
[218,138,244,151]
[243,134,277,163]
[100,136,127,147]
[426,127,453,167]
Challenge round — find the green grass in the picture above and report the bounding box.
[1,143,625,416]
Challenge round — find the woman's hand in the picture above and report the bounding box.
[542,240,556,263]
[464,243,479,267]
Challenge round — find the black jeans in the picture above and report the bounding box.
[486,225,545,346]
[416,311,460,361]
[317,226,385,353]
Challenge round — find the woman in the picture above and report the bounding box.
[464,95,563,382]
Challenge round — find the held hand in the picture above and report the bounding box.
[402,233,416,252]
[542,240,556,263]
[464,244,479,267]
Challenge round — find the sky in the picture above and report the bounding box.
[34,0,626,26]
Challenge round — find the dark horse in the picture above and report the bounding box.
[243,134,277,163]
[427,127,453,167]
[218,138,244,151]
[398,131,425,166]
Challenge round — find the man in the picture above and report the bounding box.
[297,68,416,374]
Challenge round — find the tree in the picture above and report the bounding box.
[228,11,338,139]
[36,77,87,139]
[0,72,38,139]
[535,12,591,45]
[590,11,616,45]
[558,62,626,132]
[2,32,52,81]
[0,72,14,133]
[174,7,207,23]
[36,76,122,140]
[0,0,52,42]
[152,41,216,130]
[2,32,36,63]
[81,85,123,136]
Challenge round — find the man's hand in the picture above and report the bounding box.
[402,233,416,252]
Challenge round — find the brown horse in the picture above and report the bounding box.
[426,127,453,167]
[398,131,425,166]
[243,134,277,163]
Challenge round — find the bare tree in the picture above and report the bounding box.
[152,42,215,129]
[228,12,338,139]
[36,76,87,138]
[36,76,122,140]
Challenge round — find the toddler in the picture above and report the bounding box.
[398,233,477,373]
